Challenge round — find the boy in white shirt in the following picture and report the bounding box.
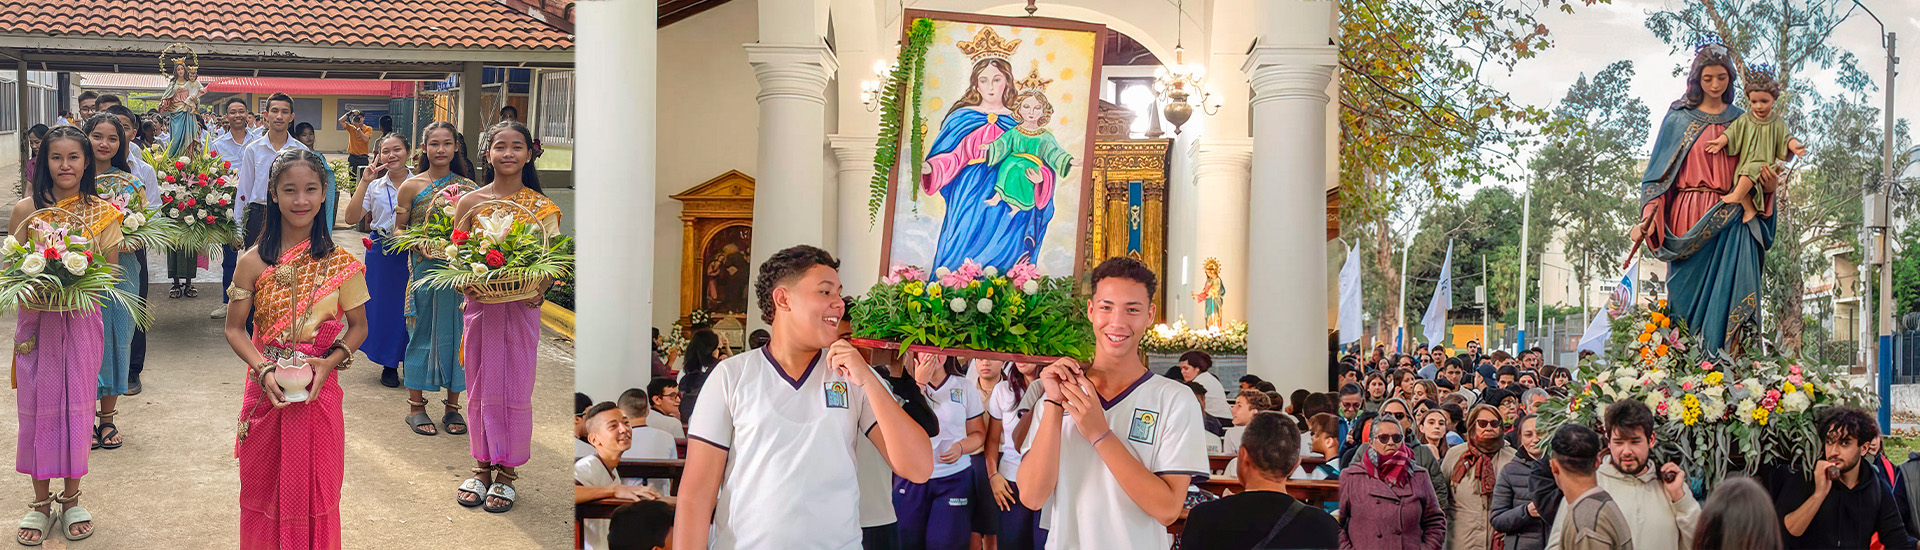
[575,402,668,550]
[674,245,933,550]
[1018,257,1209,550]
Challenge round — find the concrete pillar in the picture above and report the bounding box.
[574,0,656,401]
[829,134,881,294]
[460,62,485,155]
[1242,0,1337,387]
[1191,138,1253,324]
[743,42,837,329]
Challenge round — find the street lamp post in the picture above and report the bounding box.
[1853,0,1898,434]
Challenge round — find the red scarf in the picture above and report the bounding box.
[1364,445,1414,486]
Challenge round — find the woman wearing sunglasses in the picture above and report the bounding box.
[1337,413,1446,549]
[1442,404,1517,550]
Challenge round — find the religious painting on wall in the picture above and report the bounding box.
[700,225,752,316]
[880,10,1106,279]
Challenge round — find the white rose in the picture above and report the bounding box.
[122,212,145,232]
[983,266,999,278]
[1021,280,1039,295]
[470,262,489,274]
[950,297,966,312]
[441,206,456,217]
[60,252,87,274]
[444,245,459,258]
[176,156,190,165]
[167,208,179,217]
[19,254,44,275]
[935,267,952,278]
[2,236,15,250]
[977,298,993,314]
[1783,392,1811,413]
[185,215,196,225]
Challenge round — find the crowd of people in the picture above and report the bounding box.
[15,90,554,547]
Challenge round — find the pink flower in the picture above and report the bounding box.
[1766,389,1782,401]
[1761,396,1779,410]
[1788,374,1804,386]
[1657,401,1669,414]
[1681,381,1694,391]
[1700,360,1714,371]
[1789,364,1802,376]
[884,264,925,284]
[1007,261,1041,286]
[941,259,984,288]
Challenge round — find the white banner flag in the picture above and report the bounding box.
[1339,243,1362,344]
[1422,241,1453,347]
[1578,260,1640,355]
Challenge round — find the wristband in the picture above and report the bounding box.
[1090,430,1114,447]
[1043,398,1064,409]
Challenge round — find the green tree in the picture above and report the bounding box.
[1529,60,1650,314]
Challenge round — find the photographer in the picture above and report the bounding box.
[339,109,374,177]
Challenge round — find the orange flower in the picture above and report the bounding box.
[1645,322,1659,332]
[1638,332,1652,343]
[1655,345,1669,357]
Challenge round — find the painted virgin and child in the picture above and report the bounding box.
[919,28,1077,273]
[1629,35,1798,354]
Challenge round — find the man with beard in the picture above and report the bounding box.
[1777,407,1917,549]
[1017,257,1208,550]
[1442,404,1516,549]
[1545,400,1699,550]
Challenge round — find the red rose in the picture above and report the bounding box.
[222,161,231,170]
[162,195,174,204]
[174,161,186,170]
[218,199,230,207]
[42,247,58,260]
[83,250,92,261]
[214,177,225,186]
[362,237,374,248]
[209,150,219,158]
[450,230,470,245]
[185,198,197,208]
[484,249,505,268]
[164,175,175,183]
[204,215,215,224]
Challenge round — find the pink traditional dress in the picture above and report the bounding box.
[234,241,366,550]
[461,187,560,468]
[13,195,122,480]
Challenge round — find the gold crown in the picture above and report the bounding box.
[957,27,1021,63]
[1017,64,1053,94]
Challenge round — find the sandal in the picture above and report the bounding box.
[52,491,88,541]
[405,398,436,436]
[15,495,54,546]
[441,399,468,435]
[456,467,490,508]
[184,284,199,299]
[94,410,120,450]
[483,468,518,513]
[167,283,183,299]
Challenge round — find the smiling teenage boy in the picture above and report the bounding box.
[1017,257,1208,550]
[674,245,933,550]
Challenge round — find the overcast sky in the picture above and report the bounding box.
[1477,0,1918,189]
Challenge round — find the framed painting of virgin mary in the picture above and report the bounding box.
[879,10,1105,280]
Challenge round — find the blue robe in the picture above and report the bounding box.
[1639,104,1772,353]
[920,108,1051,272]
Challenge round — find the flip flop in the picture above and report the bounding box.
[406,412,437,436]
[96,423,121,450]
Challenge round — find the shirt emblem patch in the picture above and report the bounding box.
[951,388,964,403]
[825,381,849,409]
[1129,409,1159,444]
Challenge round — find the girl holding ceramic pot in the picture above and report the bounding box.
[221,148,369,549]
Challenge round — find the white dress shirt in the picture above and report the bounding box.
[239,133,311,224]
[126,149,160,206]
[208,130,255,220]
[360,170,413,234]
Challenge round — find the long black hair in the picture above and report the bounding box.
[480,121,542,194]
[412,121,475,180]
[80,112,131,174]
[257,149,336,265]
[684,329,720,374]
[30,126,99,210]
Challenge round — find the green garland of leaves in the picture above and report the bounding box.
[867,18,935,226]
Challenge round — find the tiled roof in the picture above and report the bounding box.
[0,0,573,50]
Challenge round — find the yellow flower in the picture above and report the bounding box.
[1658,299,1668,309]
[1782,382,1796,394]
[1706,372,1724,386]
[928,284,942,298]
[904,281,925,296]
[1753,407,1769,425]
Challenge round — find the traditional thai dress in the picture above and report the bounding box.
[462,187,560,468]
[13,195,122,479]
[235,241,366,550]
[402,174,475,393]
[1639,103,1769,352]
[94,169,143,398]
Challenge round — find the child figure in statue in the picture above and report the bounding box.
[983,68,1076,212]
[1702,63,1804,223]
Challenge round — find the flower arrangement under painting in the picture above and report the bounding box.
[0,215,147,326]
[659,323,690,353]
[384,184,472,260]
[1535,283,1874,493]
[687,309,714,328]
[850,260,1092,360]
[411,208,574,304]
[146,147,239,252]
[1143,319,1248,355]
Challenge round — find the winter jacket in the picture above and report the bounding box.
[1441,443,1516,550]
[1489,452,1545,550]
[1338,458,1447,550]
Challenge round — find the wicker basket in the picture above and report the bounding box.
[456,199,552,304]
[17,208,95,312]
[416,182,479,261]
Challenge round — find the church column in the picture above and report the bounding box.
[829,135,881,293]
[1190,138,1252,325]
[1242,0,1337,387]
[744,42,837,329]
[574,0,656,400]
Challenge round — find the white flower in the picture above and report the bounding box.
[475,211,516,243]
[122,212,145,232]
[1701,397,1725,421]
[977,298,994,314]
[176,156,190,165]
[60,252,87,274]
[1021,280,1039,295]
[441,205,456,217]
[185,215,196,225]
[1702,385,1726,400]
[935,267,952,278]
[950,297,966,312]
[1783,392,1811,413]
[1735,399,1757,424]
[19,254,44,275]
[1647,369,1669,384]
[470,262,489,274]
[1,236,14,250]
[983,266,999,278]
[167,208,179,217]
[444,245,459,258]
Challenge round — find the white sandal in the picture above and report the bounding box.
[51,491,88,541]
[15,496,54,546]
[456,467,489,508]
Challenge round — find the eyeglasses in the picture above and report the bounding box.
[1374,433,1404,444]
[1385,411,1407,421]
[1474,419,1501,429]
[1341,402,1361,410]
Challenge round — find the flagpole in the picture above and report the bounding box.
[1518,188,1530,355]
[1398,240,1410,353]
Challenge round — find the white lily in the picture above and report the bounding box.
[476,211,517,244]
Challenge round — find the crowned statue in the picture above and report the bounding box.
[1193,258,1225,330]
[137,44,206,159]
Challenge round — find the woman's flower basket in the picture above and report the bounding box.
[384,182,478,260]
[0,209,148,327]
[411,199,574,304]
